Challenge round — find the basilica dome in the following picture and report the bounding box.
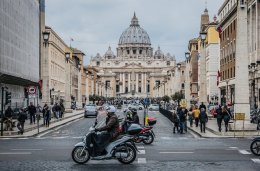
[118,13,151,45]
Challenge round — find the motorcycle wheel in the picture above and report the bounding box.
[142,131,154,145]
[250,140,260,156]
[71,146,90,164]
[117,144,136,164]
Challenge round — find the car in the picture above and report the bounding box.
[148,104,160,111]
[84,105,98,118]
[128,103,144,110]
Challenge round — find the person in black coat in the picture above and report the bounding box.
[17,108,27,135]
[216,105,223,132]
[178,107,188,134]
[199,102,206,111]
[172,111,179,134]
[28,102,36,124]
[43,104,51,127]
[199,108,208,133]
[4,106,14,131]
[222,106,231,132]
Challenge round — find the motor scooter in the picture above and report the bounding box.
[250,137,260,156]
[71,119,141,164]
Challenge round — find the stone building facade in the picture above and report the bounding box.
[0,0,40,108]
[89,14,176,98]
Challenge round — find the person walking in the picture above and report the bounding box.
[193,106,200,127]
[216,105,223,132]
[4,106,14,131]
[178,107,188,134]
[199,108,208,133]
[43,104,51,127]
[222,105,231,132]
[60,102,65,118]
[188,107,194,127]
[28,102,36,124]
[199,102,206,111]
[17,108,27,135]
[52,103,58,119]
[172,111,179,134]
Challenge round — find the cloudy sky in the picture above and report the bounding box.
[45,0,223,64]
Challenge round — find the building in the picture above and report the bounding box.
[218,0,250,117]
[247,0,260,110]
[89,13,176,98]
[0,0,40,108]
[205,17,220,105]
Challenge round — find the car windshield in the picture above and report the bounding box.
[86,106,96,111]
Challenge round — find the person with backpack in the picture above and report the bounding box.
[43,104,51,127]
[223,105,231,132]
[17,108,27,135]
[172,111,179,134]
[199,108,208,133]
[216,105,223,132]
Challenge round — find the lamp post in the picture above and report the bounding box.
[42,31,50,105]
[199,31,207,104]
[65,52,70,62]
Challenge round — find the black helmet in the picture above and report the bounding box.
[130,108,137,114]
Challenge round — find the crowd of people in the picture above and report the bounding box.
[171,102,233,134]
[2,102,65,135]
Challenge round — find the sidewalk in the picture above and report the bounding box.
[188,119,260,138]
[0,109,84,138]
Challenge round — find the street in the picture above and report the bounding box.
[0,109,259,171]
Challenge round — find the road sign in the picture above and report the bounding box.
[234,113,245,120]
[28,86,36,95]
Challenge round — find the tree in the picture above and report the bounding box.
[162,95,170,103]
[171,92,184,104]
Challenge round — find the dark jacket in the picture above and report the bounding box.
[199,104,206,111]
[172,112,179,123]
[132,114,140,124]
[178,109,188,122]
[216,107,223,119]
[223,110,231,122]
[5,108,13,118]
[199,111,208,123]
[28,105,36,115]
[96,113,119,139]
[18,112,27,122]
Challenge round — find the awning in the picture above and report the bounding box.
[0,73,39,87]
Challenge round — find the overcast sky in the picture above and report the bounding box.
[45,0,224,64]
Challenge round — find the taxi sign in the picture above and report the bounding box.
[234,113,245,120]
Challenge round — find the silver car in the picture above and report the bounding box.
[84,105,98,118]
[148,104,160,111]
[128,103,144,110]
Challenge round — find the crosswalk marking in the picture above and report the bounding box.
[137,158,146,164]
[138,150,146,154]
[251,158,260,164]
[137,145,144,149]
[239,150,251,155]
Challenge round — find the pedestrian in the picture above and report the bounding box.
[222,105,231,132]
[43,104,51,127]
[28,102,36,124]
[193,106,200,127]
[172,111,179,134]
[178,107,188,134]
[216,105,223,132]
[60,102,65,118]
[188,107,194,127]
[199,102,206,111]
[199,108,208,133]
[52,103,58,119]
[17,108,27,135]
[4,106,14,131]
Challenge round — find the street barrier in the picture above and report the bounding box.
[159,108,174,123]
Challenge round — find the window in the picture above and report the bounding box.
[127,50,130,54]
[125,63,128,66]
[167,61,170,66]
[138,87,141,93]
[181,83,185,89]
[139,50,142,54]
[133,50,136,54]
[182,71,184,75]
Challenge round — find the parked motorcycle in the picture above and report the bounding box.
[250,137,260,156]
[71,120,141,164]
[119,117,156,145]
[250,108,260,130]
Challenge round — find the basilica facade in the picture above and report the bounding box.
[89,14,176,98]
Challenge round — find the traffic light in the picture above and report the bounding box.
[5,91,11,105]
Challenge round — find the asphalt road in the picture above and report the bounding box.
[0,108,259,171]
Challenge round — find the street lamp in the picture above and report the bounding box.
[185,52,190,58]
[42,31,50,47]
[200,31,207,47]
[77,61,81,71]
[177,63,181,70]
[65,52,70,62]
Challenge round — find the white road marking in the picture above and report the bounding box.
[17,138,29,140]
[51,136,68,139]
[251,158,260,164]
[0,152,32,155]
[138,150,146,154]
[72,136,82,139]
[137,158,147,164]
[159,152,194,154]
[229,147,238,149]
[11,149,42,151]
[34,137,47,139]
[161,137,172,140]
[137,145,145,149]
[239,150,251,155]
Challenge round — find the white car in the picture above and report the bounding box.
[148,104,160,111]
[128,103,144,110]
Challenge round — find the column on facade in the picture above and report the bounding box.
[120,73,122,93]
[144,74,147,93]
[141,73,144,94]
[122,73,125,93]
[136,73,138,93]
[128,73,131,93]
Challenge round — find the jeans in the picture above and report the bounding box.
[30,114,35,124]
[200,122,206,133]
[189,117,193,127]
[179,122,185,133]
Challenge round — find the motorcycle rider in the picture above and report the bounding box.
[130,108,140,124]
[95,105,119,154]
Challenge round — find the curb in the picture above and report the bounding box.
[0,112,84,138]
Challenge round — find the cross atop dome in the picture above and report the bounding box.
[130,12,139,26]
